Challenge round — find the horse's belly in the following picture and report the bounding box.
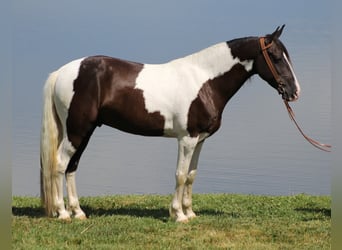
[98,88,167,136]
[99,109,165,136]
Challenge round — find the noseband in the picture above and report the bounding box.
[259,37,331,152]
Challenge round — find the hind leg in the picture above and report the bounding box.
[55,138,76,220]
[66,171,86,219]
[65,127,95,219]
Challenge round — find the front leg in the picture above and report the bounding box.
[170,136,198,222]
[182,141,203,219]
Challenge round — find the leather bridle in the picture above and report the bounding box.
[259,37,282,85]
[259,37,331,152]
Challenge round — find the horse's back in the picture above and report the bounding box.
[51,54,209,138]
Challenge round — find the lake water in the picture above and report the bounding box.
[12,3,331,197]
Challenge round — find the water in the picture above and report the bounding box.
[12,2,331,197]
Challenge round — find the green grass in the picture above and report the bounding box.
[12,194,330,249]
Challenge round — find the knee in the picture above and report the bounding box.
[175,171,187,184]
[57,140,76,170]
[56,160,67,174]
[186,170,197,185]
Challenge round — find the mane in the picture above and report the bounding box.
[228,36,291,62]
[225,36,258,61]
[226,36,257,48]
[227,36,257,44]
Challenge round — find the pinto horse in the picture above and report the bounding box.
[40,25,300,222]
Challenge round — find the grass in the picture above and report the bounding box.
[12,194,330,249]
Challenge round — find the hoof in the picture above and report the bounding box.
[175,214,189,223]
[169,204,189,223]
[58,210,71,220]
[176,217,189,223]
[75,213,87,220]
[58,215,72,222]
[186,212,197,220]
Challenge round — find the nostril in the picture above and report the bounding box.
[292,93,299,101]
[296,90,300,97]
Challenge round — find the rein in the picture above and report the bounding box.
[259,37,331,152]
[283,101,331,152]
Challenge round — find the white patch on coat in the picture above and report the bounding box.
[53,58,85,132]
[134,43,253,136]
[53,58,85,157]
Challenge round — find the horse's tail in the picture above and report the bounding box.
[40,70,60,217]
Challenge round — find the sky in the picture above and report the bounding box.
[6,0,331,103]
[10,1,332,196]
[11,0,330,130]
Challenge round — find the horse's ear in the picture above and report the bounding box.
[269,24,285,41]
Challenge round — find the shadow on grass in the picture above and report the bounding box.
[12,206,225,222]
[83,206,225,222]
[12,206,45,218]
[83,206,170,221]
[295,207,331,218]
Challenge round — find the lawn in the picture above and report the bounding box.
[12,194,330,249]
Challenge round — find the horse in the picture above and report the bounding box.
[40,25,300,222]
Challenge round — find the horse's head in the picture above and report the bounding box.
[254,25,300,102]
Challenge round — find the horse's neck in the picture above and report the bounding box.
[183,43,233,71]
[176,38,256,72]
[178,40,256,111]
[211,62,254,111]
[170,43,236,78]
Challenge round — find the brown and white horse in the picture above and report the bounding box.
[40,25,300,222]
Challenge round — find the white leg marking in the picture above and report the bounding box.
[182,141,204,219]
[55,138,76,220]
[66,172,86,219]
[54,173,70,220]
[170,136,199,222]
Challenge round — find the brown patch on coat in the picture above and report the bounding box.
[65,56,165,172]
[187,64,253,137]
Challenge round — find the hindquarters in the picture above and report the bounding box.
[81,56,167,136]
[53,58,99,173]
[40,58,98,218]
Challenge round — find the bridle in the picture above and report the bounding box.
[259,37,331,152]
[259,37,286,97]
[259,37,282,85]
